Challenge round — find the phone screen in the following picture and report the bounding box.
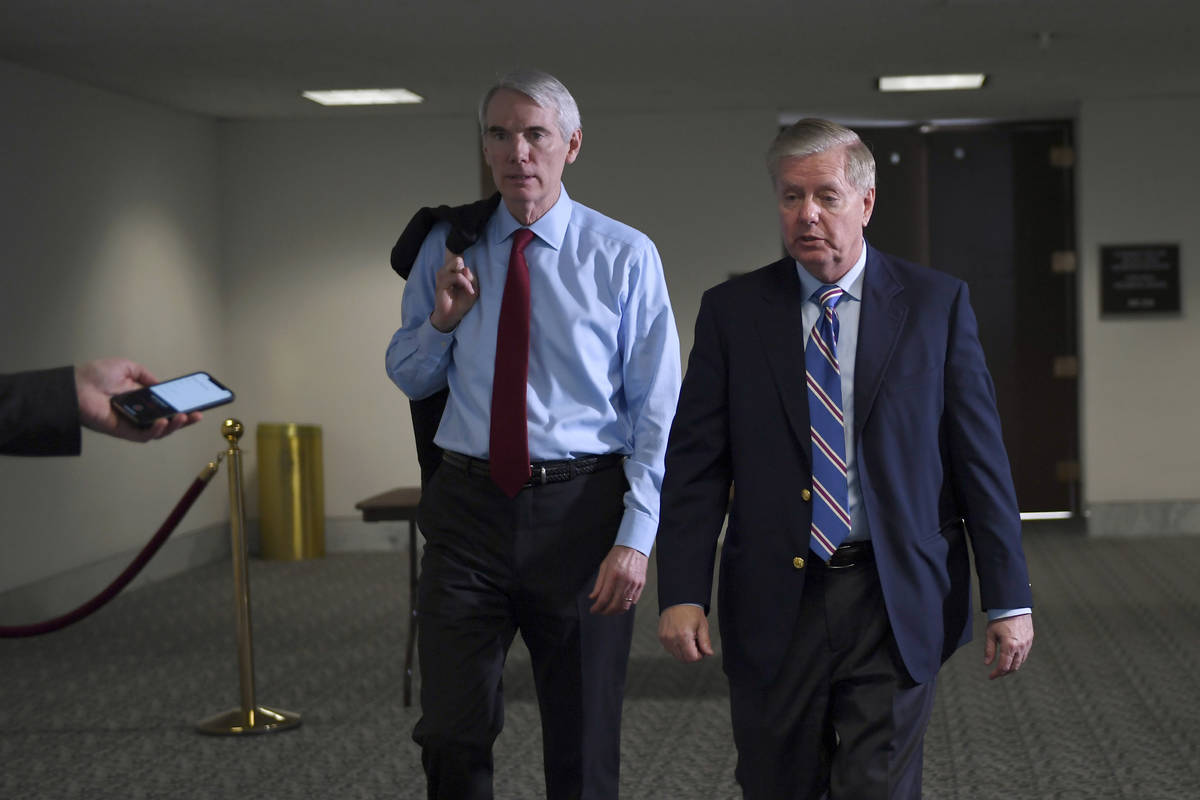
[150,373,233,413]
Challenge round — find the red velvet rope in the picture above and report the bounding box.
[1,469,216,638]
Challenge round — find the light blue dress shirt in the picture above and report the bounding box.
[386,187,682,556]
[795,243,1027,621]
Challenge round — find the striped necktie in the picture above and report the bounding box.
[806,284,851,561]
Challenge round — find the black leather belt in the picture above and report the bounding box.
[440,450,625,488]
[820,540,874,569]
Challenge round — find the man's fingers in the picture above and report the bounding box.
[986,636,1027,679]
[437,253,477,296]
[587,561,611,601]
[984,614,1033,679]
[676,639,702,662]
[658,607,711,663]
[697,624,715,657]
[592,585,638,616]
[983,634,997,665]
[156,412,200,438]
[587,570,619,614]
[988,648,1016,680]
[672,632,707,662]
[438,269,476,296]
[455,268,477,297]
[588,547,647,615]
[130,364,159,388]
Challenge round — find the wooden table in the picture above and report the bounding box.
[354,487,421,707]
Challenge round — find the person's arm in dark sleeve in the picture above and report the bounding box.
[0,366,82,456]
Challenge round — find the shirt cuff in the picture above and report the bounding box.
[614,506,657,556]
[987,607,1032,621]
[417,317,455,351]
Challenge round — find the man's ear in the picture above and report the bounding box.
[565,129,582,165]
[861,186,876,227]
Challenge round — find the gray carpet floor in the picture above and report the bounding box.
[2,523,1199,798]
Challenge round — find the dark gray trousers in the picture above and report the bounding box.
[413,462,635,800]
[728,556,937,800]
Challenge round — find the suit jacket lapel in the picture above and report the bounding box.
[754,259,813,465]
[854,245,907,440]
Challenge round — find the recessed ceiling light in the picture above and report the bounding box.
[877,74,987,92]
[1019,511,1073,521]
[302,88,424,106]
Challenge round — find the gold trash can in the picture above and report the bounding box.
[256,423,325,560]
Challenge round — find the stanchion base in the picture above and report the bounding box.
[195,705,302,736]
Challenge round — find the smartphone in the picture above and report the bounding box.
[111,371,235,427]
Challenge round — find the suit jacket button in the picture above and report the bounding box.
[801,489,812,501]
[792,556,805,569]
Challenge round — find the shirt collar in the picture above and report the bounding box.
[492,185,573,250]
[795,239,868,303]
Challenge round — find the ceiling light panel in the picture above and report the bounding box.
[302,88,424,106]
[877,74,987,92]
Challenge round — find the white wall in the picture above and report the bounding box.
[566,110,782,362]
[217,108,782,517]
[1078,96,1200,506]
[0,61,227,594]
[217,114,481,513]
[0,62,782,603]
[8,57,1195,601]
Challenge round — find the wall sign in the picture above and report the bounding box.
[1100,244,1180,314]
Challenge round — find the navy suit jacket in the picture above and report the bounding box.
[656,245,1033,686]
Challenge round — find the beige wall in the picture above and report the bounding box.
[217,108,781,518]
[0,60,227,593]
[4,56,1199,599]
[565,110,783,363]
[217,115,482,514]
[0,61,781,601]
[1078,96,1200,504]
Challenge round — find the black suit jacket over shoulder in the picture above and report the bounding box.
[389,193,501,487]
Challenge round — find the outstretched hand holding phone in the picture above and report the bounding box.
[80,359,211,442]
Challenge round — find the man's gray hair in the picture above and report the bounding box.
[478,69,581,142]
[766,118,876,193]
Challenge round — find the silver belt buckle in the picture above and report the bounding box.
[828,546,854,569]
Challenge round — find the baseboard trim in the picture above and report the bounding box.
[324,516,415,553]
[0,521,232,626]
[0,517,419,626]
[1086,501,1200,536]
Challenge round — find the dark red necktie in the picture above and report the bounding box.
[490,228,535,497]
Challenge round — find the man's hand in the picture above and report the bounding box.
[658,604,714,663]
[76,359,201,443]
[588,545,648,615]
[983,612,1034,680]
[430,248,480,332]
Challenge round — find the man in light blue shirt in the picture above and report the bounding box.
[386,69,680,800]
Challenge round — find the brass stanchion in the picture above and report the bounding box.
[197,419,301,736]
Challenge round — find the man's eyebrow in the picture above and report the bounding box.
[486,123,553,136]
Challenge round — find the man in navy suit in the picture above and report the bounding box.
[656,118,1034,799]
